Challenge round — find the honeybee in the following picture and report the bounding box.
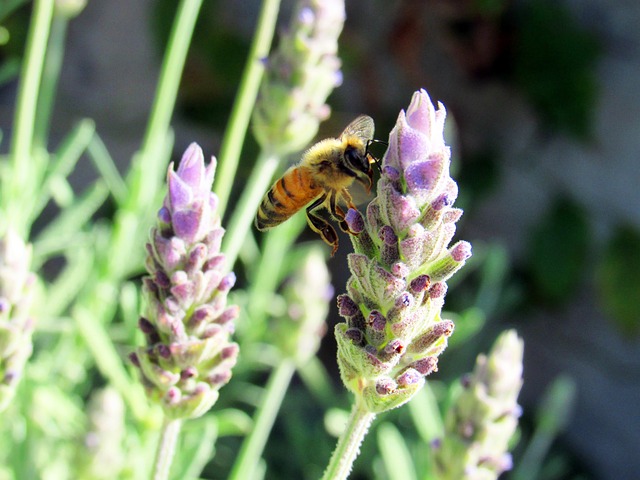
[255,115,376,255]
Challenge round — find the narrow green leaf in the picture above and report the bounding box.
[87,132,127,205]
[596,225,640,336]
[377,422,417,480]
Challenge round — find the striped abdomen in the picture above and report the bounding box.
[255,166,322,230]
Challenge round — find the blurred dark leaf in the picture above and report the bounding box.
[457,150,501,212]
[513,0,601,140]
[596,225,640,337]
[526,197,589,306]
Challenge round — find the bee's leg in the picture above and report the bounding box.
[330,190,358,235]
[306,194,339,255]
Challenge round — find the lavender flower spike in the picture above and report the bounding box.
[252,0,345,154]
[0,229,36,412]
[433,330,524,479]
[336,90,472,413]
[131,143,239,420]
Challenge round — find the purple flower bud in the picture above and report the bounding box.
[218,272,236,292]
[428,282,447,299]
[404,153,445,198]
[376,377,397,395]
[218,306,240,325]
[379,225,397,246]
[181,367,197,380]
[345,328,364,344]
[383,165,400,181]
[409,275,431,293]
[337,294,359,317]
[221,344,239,360]
[367,310,386,331]
[154,270,171,289]
[345,208,365,234]
[129,352,141,367]
[158,206,172,225]
[3,370,18,385]
[451,241,472,262]
[139,317,157,334]
[166,387,180,403]
[397,368,421,386]
[383,339,405,356]
[157,344,171,359]
[432,193,453,211]
[443,208,463,224]
[412,356,438,375]
[391,262,409,278]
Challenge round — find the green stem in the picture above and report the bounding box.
[33,14,67,150]
[109,0,202,278]
[5,0,54,232]
[221,149,281,269]
[322,399,376,480]
[214,0,282,217]
[132,0,203,208]
[228,359,296,480]
[74,304,148,421]
[152,418,183,480]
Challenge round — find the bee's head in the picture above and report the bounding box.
[344,143,370,175]
[344,141,373,193]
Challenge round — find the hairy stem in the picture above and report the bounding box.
[152,418,183,480]
[322,400,376,480]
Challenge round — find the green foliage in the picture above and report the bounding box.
[526,197,590,306]
[513,0,601,140]
[596,225,640,337]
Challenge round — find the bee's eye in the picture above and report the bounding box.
[344,146,365,170]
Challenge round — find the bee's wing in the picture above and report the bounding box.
[340,115,375,143]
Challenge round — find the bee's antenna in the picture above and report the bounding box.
[366,139,387,174]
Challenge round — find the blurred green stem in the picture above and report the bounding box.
[513,376,576,480]
[130,0,204,210]
[152,418,183,480]
[33,14,67,149]
[221,149,281,269]
[214,0,282,216]
[322,400,376,480]
[228,359,296,480]
[5,0,53,233]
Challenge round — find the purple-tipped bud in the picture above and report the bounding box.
[451,241,472,262]
[128,352,141,367]
[218,272,236,292]
[397,368,422,387]
[428,282,447,299]
[345,328,364,344]
[181,367,197,380]
[412,356,438,375]
[345,208,365,234]
[337,294,360,317]
[383,165,400,181]
[409,275,431,293]
[157,344,171,359]
[376,377,397,395]
[158,206,172,225]
[367,310,386,331]
[139,317,157,334]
